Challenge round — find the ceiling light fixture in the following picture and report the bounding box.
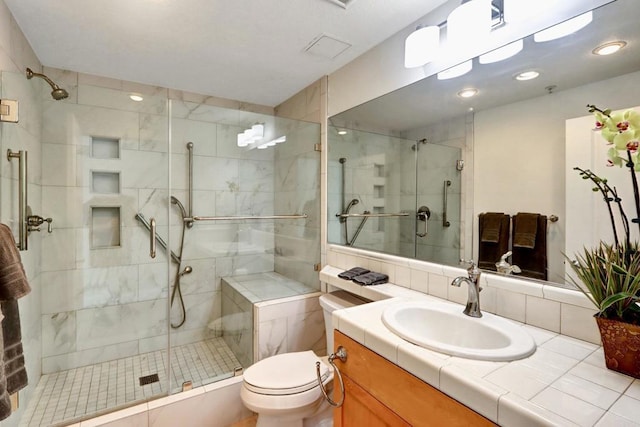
[534,11,593,43]
[514,70,540,81]
[437,60,472,80]
[479,39,523,64]
[503,0,547,23]
[457,88,478,98]
[404,26,440,68]
[592,41,627,56]
[337,130,348,135]
[129,93,143,102]
[447,0,492,51]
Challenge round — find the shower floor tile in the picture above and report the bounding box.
[20,337,242,427]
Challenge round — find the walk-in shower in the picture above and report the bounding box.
[329,127,462,263]
[0,69,321,427]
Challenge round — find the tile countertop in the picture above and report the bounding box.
[320,266,640,427]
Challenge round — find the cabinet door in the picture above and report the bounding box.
[335,375,410,427]
[334,331,497,426]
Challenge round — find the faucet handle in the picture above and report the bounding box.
[460,258,477,270]
[460,259,481,279]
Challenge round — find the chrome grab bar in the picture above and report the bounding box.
[337,212,409,219]
[347,211,369,246]
[443,180,451,227]
[186,142,194,228]
[316,346,347,407]
[188,214,307,222]
[7,149,27,250]
[149,218,157,259]
[135,213,180,263]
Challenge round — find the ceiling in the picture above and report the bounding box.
[4,0,448,107]
[331,0,640,133]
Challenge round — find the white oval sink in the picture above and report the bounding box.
[382,300,536,361]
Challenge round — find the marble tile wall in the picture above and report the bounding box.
[221,272,323,365]
[0,2,43,423]
[221,280,253,368]
[255,292,326,361]
[0,71,43,427]
[36,68,321,375]
[327,127,411,256]
[273,79,323,289]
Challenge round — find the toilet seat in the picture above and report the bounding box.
[243,351,330,396]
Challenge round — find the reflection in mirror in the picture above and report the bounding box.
[328,0,640,289]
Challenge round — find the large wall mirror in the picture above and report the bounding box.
[328,0,640,289]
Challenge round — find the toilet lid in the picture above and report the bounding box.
[244,351,330,395]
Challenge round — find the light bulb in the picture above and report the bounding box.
[404,26,440,68]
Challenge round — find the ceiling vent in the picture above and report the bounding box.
[322,0,357,9]
[304,34,352,59]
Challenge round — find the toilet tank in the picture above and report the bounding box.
[319,290,367,354]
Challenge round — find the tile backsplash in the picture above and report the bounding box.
[326,244,600,344]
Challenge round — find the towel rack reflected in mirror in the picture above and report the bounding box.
[186,214,308,222]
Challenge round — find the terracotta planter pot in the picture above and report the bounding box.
[595,316,640,379]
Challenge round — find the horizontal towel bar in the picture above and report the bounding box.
[337,212,410,219]
[187,214,307,222]
[479,213,559,223]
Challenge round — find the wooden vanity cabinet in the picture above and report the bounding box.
[333,331,497,427]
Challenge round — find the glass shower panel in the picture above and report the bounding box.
[167,100,320,392]
[415,141,463,265]
[33,82,169,425]
[328,127,416,257]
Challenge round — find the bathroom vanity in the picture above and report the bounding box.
[322,266,640,426]
[333,331,496,426]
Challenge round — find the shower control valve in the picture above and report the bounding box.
[27,215,53,233]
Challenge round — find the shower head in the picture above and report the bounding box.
[26,68,69,100]
[339,158,347,164]
[170,196,188,219]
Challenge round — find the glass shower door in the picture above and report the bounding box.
[10,75,172,426]
[414,141,463,264]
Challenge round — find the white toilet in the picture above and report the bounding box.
[240,290,367,427]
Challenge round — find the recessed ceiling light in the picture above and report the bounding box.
[514,70,540,81]
[593,41,627,56]
[129,93,144,102]
[338,130,348,135]
[457,88,478,98]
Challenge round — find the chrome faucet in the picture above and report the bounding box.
[495,251,521,275]
[451,260,482,318]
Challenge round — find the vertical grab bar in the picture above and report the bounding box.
[443,180,451,228]
[7,150,28,250]
[186,142,194,228]
[150,218,157,259]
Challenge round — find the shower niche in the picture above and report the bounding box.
[90,206,121,248]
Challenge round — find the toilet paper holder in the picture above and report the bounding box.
[316,346,347,407]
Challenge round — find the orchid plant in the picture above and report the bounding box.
[567,105,640,322]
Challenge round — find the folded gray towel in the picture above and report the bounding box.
[352,272,388,286]
[338,267,370,280]
[0,224,30,301]
[2,300,27,395]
